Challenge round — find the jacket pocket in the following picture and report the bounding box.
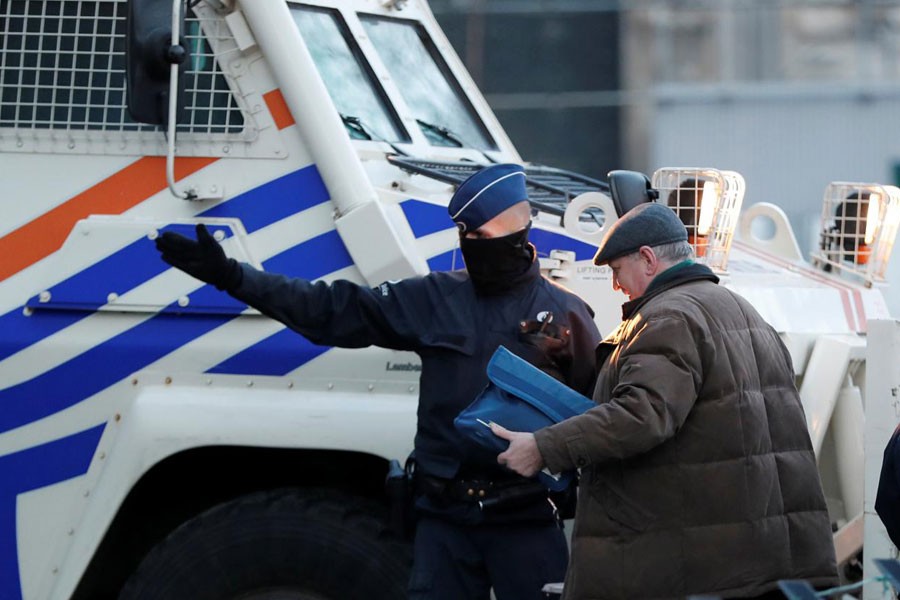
[588,470,656,533]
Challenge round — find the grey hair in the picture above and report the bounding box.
[651,240,694,263]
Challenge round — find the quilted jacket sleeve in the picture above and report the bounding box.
[535,313,706,473]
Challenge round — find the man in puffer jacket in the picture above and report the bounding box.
[493,202,838,600]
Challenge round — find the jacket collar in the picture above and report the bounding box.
[620,260,719,320]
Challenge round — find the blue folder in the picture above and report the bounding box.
[454,346,595,491]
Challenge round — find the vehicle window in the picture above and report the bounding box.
[291,5,408,144]
[360,14,496,151]
[0,0,243,135]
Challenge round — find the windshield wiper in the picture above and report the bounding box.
[415,118,464,147]
[415,119,497,164]
[341,114,373,140]
[340,114,409,156]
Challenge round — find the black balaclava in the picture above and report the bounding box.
[459,224,536,294]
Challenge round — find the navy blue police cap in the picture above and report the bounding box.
[448,163,528,232]
[593,202,688,265]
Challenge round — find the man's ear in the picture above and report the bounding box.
[638,246,659,274]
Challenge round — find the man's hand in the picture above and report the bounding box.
[155,224,242,291]
[492,423,544,477]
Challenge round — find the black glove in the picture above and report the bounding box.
[155,223,243,291]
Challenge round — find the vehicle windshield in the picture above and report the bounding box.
[290,6,408,143]
[360,15,496,151]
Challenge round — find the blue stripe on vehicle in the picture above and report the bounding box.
[0,307,232,434]
[529,228,597,262]
[0,424,105,600]
[205,230,353,375]
[426,248,463,272]
[263,230,353,280]
[0,165,330,361]
[159,284,250,315]
[0,227,354,430]
[399,199,453,238]
[199,166,330,234]
[206,328,329,376]
[0,309,85,364]
[25,224,234,312]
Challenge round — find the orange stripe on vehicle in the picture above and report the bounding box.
[264,89,295,130]
[0,156,215,283]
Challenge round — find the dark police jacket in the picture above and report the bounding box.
[229,259,600,485]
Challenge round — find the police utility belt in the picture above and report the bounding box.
[417,474,548,510]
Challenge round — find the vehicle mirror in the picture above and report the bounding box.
[125,0,188,125]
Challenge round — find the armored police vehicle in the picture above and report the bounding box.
[0,0,897,598]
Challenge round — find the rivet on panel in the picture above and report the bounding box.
[98,452,106,460]
[327,383,334,390]
[131,378,138,386]
[22,307,33,317]
[148,230,159,240]
[247,380,254,387]
[178,296,190,307]
[213,229,226,242]
[367,384,375,391]
[39,291,51,303]
[114,413,121,422]
[288,381,294,389]
[165,376,172,385]
[107,292,118,303]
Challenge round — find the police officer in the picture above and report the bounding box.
[154,163,601,600]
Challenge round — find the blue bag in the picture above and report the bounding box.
[454,346,595,491]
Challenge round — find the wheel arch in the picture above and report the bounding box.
[71,445,394,599]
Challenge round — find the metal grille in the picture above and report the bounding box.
[386,156,609,219]
[0,0,244,135]
[813,182,900,284]
[651,167,745,273]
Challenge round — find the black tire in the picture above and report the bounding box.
[119,488,411,600]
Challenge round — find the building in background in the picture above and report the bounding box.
[433,0,900,315]
[429,0,621,179]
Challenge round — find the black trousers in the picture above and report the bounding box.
[407,515,568,600]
